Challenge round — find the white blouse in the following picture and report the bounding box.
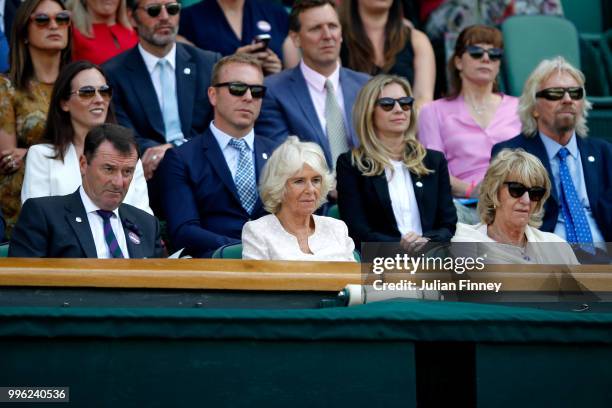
[22,143,153,214]
[385,160,422,236]
[242,214,356,261]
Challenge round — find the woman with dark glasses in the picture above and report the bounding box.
[453,149,578,264]
[336,75,456,250]
[69,0,138,65]
[0,0,71,236]
[21,61,152,214]
[418,25,520,224]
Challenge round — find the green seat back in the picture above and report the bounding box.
[211,243,243,259]
[502,16,580,96]
[327,204,340,219]
[0,243,8,258]
[560,0,603,34]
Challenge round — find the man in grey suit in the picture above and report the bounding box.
[10,125,164,258]
[255,0,369,169]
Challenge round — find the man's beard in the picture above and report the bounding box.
[139,25,178,47]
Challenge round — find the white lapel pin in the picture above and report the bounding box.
[183,68,191,75]
[128,231,141,245]
[75,217,82,223]
[262,153,268,160]
[416,181,423,188]
[588,156,595,162]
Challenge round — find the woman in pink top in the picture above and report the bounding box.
[69,0,137,65]
[418,25,520,205]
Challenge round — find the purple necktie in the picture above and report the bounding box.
[96,210,124,258]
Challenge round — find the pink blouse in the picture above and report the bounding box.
[417,94,521,184]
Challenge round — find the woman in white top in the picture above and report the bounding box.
[336,74,457,250]
[242,136,355,261]
[22,60,152,214]
[452,149,579,264]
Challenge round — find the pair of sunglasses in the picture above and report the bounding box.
[376,96,414,112]
[504,182,546,202]
[30,11,71,27]
[465,45,503,61]
[140,2,181,17]
[70,85,113,100]
[214,82,266,99]
[535,87,584,101]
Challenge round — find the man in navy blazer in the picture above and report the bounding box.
[103,0,220,182]
[158,54,277,258]
[492,57,612,246]
[10,124,164,258]
[255,0,369,168]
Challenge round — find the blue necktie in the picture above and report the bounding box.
[557,147,595,254]
[96,210,125,258]
[229,138,258,214]
[157,59,183,145]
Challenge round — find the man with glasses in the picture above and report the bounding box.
[157,54,277,258]
[103,0,220,186]
[492,57,612,260]
[255,0,369,169]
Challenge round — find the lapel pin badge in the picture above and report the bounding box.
[75,217,82,223]
[588,156,595,162]
[128,231,141,245]
[262,153,268,160]
[416,181,423,188]
[184,68,191,75]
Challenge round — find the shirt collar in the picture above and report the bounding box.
[210,121,255,151]
[539,131,579,161]
[300,59,341,93]
[79,185,120,218]
[138,43,177,75]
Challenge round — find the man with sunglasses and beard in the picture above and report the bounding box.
[103,0,220,210]
[157,54,277,258]
[492,57,612,262]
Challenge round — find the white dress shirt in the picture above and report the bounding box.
[138,43,177,111]
[22,143,153,214]
[79,186,130,259]
[210,121,256,179]
[300,60,346,137]
[385,160,423,236]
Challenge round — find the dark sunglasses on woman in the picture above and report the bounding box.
[30,11,71,27]
[140,2,181,17]
[465,45,503,61]
[376,96,414,112]
[70,85,113,100]
[214,82,267,99]
[504,182,546,202]
[535,87,584,101]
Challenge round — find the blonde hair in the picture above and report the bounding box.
[351,74,431,177]
[518,56,592,137]
[67,0,133,38]
[259,136,334,214]
[477,149,551,227]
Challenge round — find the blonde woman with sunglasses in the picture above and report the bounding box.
[0,0,72,236]
[336,74,456,250]
[21,61,152,214]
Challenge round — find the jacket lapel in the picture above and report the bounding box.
[529,135,559,203]
[119,207,144,259]
[339,68,360,148]
[125,48,166,136]
[410,173,426,226]
[202,129,242,206]
[576,136,600,209]
[371,174,397,227]
[175,44,196,137]
[65,190,98,258]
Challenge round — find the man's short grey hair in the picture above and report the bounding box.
[259,136,334,214]
[518,56,592,137]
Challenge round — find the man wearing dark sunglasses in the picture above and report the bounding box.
[255,0,369,169]
[492,57,612,261]
[157,54,277,258]
[103,0,221,207]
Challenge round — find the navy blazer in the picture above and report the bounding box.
[157,128,277,258]
[103,43,221,153]
[336,150,457,248]
[0,207,5,243]
[255,65,370,167]
[9,190,164,258]
[491,133,612,241]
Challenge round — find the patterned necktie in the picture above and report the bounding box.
[324,79,349,169]
[228,138,258,214]
[96,210,125,258]
[557,147,595,254]
[157,59,183,145]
